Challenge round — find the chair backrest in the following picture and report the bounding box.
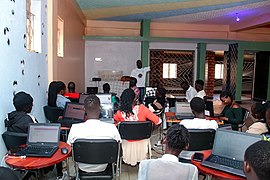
[118,121,153,140]
[73,139,119,164]
[187,129,216,151]
[0,167,19,180]
[43,106,63,123]
[2,131,27,151]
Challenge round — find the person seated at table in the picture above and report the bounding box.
[219,91,242,131]
[102,82,120,111]
[129,77,140,104]
[114,88,161,166]
[179,97,218,162]
[48,81,70,109]
[67,81,76,93]
[180,81,197,102]
[67,95,121,173]
[194,79,206,99]
[102,83,110,93]
[246,102,270,135]
[4,91,38,133]
[147,87,167,112]
[64,81,80,100]
[244,140,270,180]
[138,124,198,180]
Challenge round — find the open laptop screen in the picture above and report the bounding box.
[96,94,112,104]
[27,123,60,144]
[212,129,261,161]
[175,102,192,115]
[64,102,85,120]
[79,94,89,104]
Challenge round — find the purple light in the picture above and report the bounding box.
[236,16,240,22]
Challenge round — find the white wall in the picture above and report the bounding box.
[0,0,48,162]
[85,41,141,86]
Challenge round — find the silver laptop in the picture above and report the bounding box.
[201,129,262,177]
[61,102,85,127]
[79,94,89,104]
[175,102,194,119]
[15,123,60,157]
[96,94,114,123]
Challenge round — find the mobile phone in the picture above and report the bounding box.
[193,153,204,162]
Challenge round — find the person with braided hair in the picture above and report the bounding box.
[246,102,270,135]
[114,88,161,166]
[138,124,198,180]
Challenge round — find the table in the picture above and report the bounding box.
[165,112,224,125]
[5,142,71,180]
[191,150,246,180]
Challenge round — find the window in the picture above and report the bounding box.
[26,0,41,53]
[57,16,64,57]
[163,63,177,78]
[215,64,224,79]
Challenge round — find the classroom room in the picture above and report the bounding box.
[0,0,270,180]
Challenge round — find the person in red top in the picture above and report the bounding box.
[114,88,161,165]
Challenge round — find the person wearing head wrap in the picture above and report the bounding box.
[4,91,38,133]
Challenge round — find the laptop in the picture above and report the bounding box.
[96,94,114,123]
[79,94,89,104]
[175,102,194,119]
[201,129,262,177]
[205,101,221,117]
[61,102,85,127]
[15,123,60,157]
[87,87,98,94]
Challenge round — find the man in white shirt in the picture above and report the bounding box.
[195,79,206,99]
[179,97,218,161]
[180,81,197,102]
[138,124,198,180]
[67,95,122,173]
[131,59,150,103]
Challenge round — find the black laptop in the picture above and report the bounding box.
[87,87,98,94]
[201,129,262,177]
[15,123,60,157]
[60,102,85,127]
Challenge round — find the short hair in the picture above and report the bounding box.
[180,81,188,86]
[129,77,137,87]
[68,82,75,92]
[103,83,110,93]
[244,140,270,180]
[220,90,233,100]
[190,97,205,114]
[166,124,190,152]
[13,91,33,112]
[156,87,167,97]
[84,95,100,112]
[195,79,204,86]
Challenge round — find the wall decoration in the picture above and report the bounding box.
[4,27,10,45]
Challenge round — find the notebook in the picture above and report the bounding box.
[61,102,85,127]
[201,129,262,177]
[15,123,60,157]
[205,101,221,117]
[87,87,98,94]
[175,102,194,119]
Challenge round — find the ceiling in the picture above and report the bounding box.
[76,0,270,30]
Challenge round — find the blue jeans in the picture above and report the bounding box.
[138,87,145,104]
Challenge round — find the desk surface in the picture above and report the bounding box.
[191,150,246,180]
[165,112,223,124]
[5,142,71,170]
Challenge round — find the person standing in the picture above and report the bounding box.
[131,59,150,103]
[180,81,197,102]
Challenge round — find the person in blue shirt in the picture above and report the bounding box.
[48,81,70,109]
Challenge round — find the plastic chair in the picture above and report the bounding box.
[43,106,63,123]
[72,139,120,180]
[2,131,27,151]
[118,121,153,140]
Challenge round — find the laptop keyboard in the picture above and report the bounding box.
[208,155,243,170]
[24,146,56,154]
